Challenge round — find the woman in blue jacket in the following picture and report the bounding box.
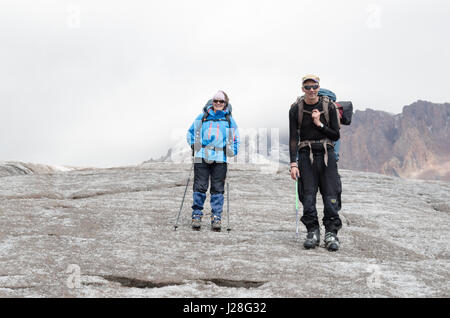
[187,91,240,231]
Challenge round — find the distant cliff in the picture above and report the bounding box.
[339,100,450,181]
[0,161,75,178]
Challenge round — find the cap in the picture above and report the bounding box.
[302,74,320,84]
[213,91,226,101]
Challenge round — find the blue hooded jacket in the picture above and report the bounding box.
[187,103,240,163]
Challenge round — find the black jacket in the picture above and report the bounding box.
[289,98,340,163]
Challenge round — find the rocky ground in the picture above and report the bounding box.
[0,162,449,297]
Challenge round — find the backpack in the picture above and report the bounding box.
[292,88,353,129]
[318,89,353,125]
[335,101,353,125]
[193,100,235,157]
[291,88,352,165]
[318,88,337,102]
[292,94,337,132]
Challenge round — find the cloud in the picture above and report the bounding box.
[0,0,449,166]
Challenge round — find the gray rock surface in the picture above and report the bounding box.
[0,163,449,297]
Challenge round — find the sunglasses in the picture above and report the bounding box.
[213,100,226,104]
[303,84,319,91]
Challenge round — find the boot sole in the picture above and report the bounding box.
[325,243,340,252]
[191,221,202,231]
[303,242,319,249]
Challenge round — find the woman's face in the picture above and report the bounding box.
[212,99,226,111]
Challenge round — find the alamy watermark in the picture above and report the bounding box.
[66,4,81,29]
[66,264,81,289]
[366,264,383,289]
[169,127,284,174]
[366,4,382,29]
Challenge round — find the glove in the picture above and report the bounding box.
[225,144,236,157]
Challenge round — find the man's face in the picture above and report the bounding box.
[302,80,320,99]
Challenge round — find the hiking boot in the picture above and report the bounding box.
[303,228,320,249]
[211,217,222,232]
[324,232,340,252]
[191,217,202,231]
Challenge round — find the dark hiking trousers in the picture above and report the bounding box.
[297,145,342,234]
[192,159,228,220]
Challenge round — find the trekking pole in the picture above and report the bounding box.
[226,181,231,233]
[295,178,300,239]
[174,162,194,231]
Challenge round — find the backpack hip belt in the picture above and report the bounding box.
[202,144,226,152]
[298,138,334,166]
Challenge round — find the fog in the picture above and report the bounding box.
[1,0,449,166]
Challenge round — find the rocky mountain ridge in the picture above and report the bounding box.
[338,100,450,181]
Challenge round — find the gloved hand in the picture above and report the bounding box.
[225,144,236,157]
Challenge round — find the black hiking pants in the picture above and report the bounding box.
[297,146,342,234]
[192,159,228,220]
[193,159,228,194]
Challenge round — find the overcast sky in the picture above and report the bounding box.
[1,0,449,167]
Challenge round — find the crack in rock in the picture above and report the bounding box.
[0,286,33,290]
[99,275,266,290]
[432,203,449,213]
[68,183,182,200]
[204,278,266,289]
[0,193,64,200]
[69,189,150,200]
[100,275,183,289]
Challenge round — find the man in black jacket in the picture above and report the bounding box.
[289,74,342,251]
